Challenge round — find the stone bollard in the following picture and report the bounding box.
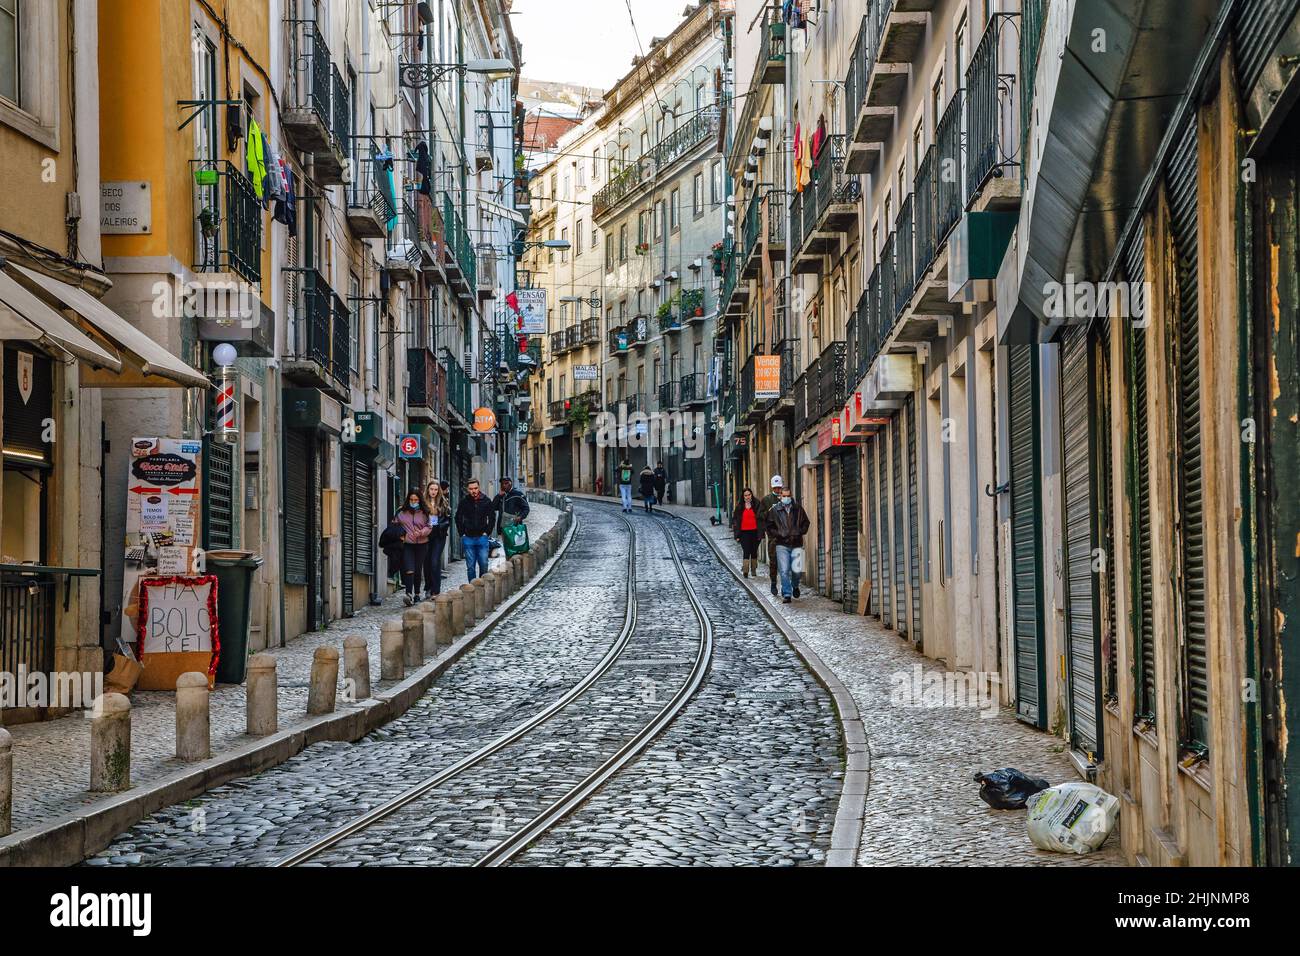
[511,555,524,591]
[460,583,477,628]
[523,552,536,579]
[0,727,11,837]
[343,634,371,701]
[90,693,132,792]
[175,672,211,762]
[247,653,277,736]
[380,620,405,680]
[419,603,437,657]
[434,594,455,647]
[495,567,513,602]
[471,578,487,621]
[483,573,498,609]
[307,646,339,716]
[402,609,423,668]
[446,590,466,637]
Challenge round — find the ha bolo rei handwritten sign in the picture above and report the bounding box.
[135,575,221,690]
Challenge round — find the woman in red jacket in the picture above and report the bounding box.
[731,487,762,577]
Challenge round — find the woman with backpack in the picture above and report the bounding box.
[422,479,452,599]
[731,487,762,577]
[396,490,432,605]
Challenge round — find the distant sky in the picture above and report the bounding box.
[510,0,694,90]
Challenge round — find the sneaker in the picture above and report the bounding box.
[783,596,792,604]
[402,593,414,607]
[770,582,777,596]
[793,587,801,598]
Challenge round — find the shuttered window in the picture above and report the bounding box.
[1009,342,1047,727]
[1167,120,1209,751]
[841,450,861,611]
[829,457,843,601]
[1060,325,1101,756]
[866,439,880,615]
[892,412,907,636]
[907,396,922,645]
[2,347,52,462]
[354,454,374,575]
[340,444,356,617]
[283,428,310,586]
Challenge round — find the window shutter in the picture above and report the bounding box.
[283,428,309,586]
[340,444,356,617]
[907,395,922,645]
[892,412,907,636]
[841,449,861,612]
[1009,342,1047,727]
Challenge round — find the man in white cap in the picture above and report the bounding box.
[757,474,784,596]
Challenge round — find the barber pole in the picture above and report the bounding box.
[214,366,239,444]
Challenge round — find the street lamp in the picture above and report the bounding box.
[400,57,515,89]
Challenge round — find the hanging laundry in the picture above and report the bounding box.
[811,113,827,165]
[793,122,810,193]
[246,116,267,201]
[412,141,433,196]
[274,162,297,238]
[375,149,399,232]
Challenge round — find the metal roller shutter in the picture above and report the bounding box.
[892,413,907,636]
[1061,325,1102,756]
[812,466,824,591]
[355,455,374,576]
[340,444,356,617]
[880,428,892,627]
[1167,119,1209,751]
[284,428,310,586]
[1233,0,1300,101]
[829,457,843,601]
[866,439,880,616]
[203,385,235,551]
[907,396,922,646]
[1009,342,1047,727]
[841,450,861,612]
[552,434,573,491]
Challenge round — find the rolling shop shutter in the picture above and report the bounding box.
[340,444,356,617]
[283,428,310,586]
[841,449,861,612]
[880,427,893,627]
[812,466,823,590]
[1167,119,1209,750]
[355,455,375,575]
[829,457,843,601]
[1060,324,1102,756]
[866,439,880,616]
[1008,342,1046,727]
[552,434,573,491]
[907,395,921,646]
[203,386,235,551]
[1233,0,1300,101]
[892,412,907,637]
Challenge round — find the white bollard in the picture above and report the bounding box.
[175,672,211,762]
[90,693,132,792]
[246,653,277,736]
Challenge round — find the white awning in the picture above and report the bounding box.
[478,197,525,226]
[13,265,208,388]
[0,267,121,371]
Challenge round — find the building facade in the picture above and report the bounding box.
[718,0,1300,865]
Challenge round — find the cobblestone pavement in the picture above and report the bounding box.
[5,505,559,834]
[646,498,1126,867]
[85,499,842,866]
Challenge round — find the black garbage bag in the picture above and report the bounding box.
[974,768,1051,810]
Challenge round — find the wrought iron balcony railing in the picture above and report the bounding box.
[894,193,915,316]
[758,8,786,85]
[967,13,1019,199]
[580,317,601,346]
[679,371,709,405]
[592,110,718,218]
[442,348,471,421]
[285,269,349,394]
[657,379,678,410]
[914,145,937,281]
[191,160,262,285]
[936,90,965,246]
[817,340,847,421]
[407,346,447,420]
[549,331,567,356]
[441,192,477,290]
[283,20,332,141]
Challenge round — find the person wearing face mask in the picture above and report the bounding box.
[422,479,452,599]
[396,491,432,605]
[731,487,762,577]
[764,484,810,603]
[758,475,785,596]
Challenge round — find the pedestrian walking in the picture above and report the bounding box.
[492,476,530,534]
[455,477,496,582]
[595,475,604,497]
[758,475,784,596]
[422,479,452,599]
[764,484,810,603]
[379,512,405,590]
[639,464,657,512]
[731,487,763,577]
[653,461,668,504]
[617,458,635,512]
[397,491,432,605]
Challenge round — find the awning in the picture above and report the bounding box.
[13,265,208,388]
[0,267,121,371]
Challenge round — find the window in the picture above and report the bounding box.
[348,274,361,375]
[592,223,598,249]
[547,226,555,262]
[576,218,584,255]
[0,0,17,104]
[560,226,568,263]
[693,172,704,217]
[637,210,648,245]
[640,130,649,154]
[549,173,557,202]
[695,81,707,112]
[931,75,944,135]
[896,161,906,209]
[576,161,585,190]
[560,302,568,324]
[711,160,722,204]
[654,200,664,239]
[593,150,600,182]
[371,307,381,390]
[955,12,969,82]
[913,118,924,176]
[605,232,614,270]
[671,188,681,231]
[562,172,571,199]
[618,223,628,262]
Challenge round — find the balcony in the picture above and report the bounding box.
[607,392,643,415]
[721,240,749,315]
[564,323,580,350]
[477,250,496,300]
[816,340,847,422]
[407,346,447,424]
[592,110,718,220]
[442,349,472,424]
[844,10,888,173]
[440,193,477,297]
[758,10,786,85]
[773,337,800,419]
[608,324,629,356]
[680,288,706,324]
[628,314,650,349]
[794,366,815,436]
[793,135,859,272]
[413,193,443,274]
[657,379,678,410]
[191,160,262,285]
[740,353,771,424]
[966,13,1020,205]
[679,371,710,408]
[894,193,916,315]
[550,330,568,356]
[385,202,422,282]
[347,153,396,239]
[284,269,350,401]
[282,19,347,181]
[578,317,601,348]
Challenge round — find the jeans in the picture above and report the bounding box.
[402,542,427,596]
[463,534,491,582]
[775,545,801,598]
[618,484,633,510]
[643,492,655,511]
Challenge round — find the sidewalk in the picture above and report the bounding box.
[606,493,1125,866]
[0,501,562,865]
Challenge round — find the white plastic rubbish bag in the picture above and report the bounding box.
[1026,782,1119,854]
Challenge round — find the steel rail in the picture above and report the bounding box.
[275,511,638,867]
[474,513,714,867]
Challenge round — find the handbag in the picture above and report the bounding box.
[503,521,531,556]
[790,546,806,574]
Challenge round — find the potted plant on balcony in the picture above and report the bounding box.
[656,298,674,326]
[682,288,705,317]
[710,240,726,276]
[635,240,651,255]
[567,398,591,435]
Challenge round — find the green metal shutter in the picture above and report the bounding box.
[284,428,309,586]
[1093,326,1119,704]
[829,457,843,601]
[203,385,235,551]
[355,455,374,576]
[340,444,356,617]
[880,427,892,626]
[892,412,907,636]
[1009,342,1047,727]
[907,395,922,646]
[812,466,823,590]
[1168,119,1209,750]
[866,439,880,615]
[1061,325,1102,756]
[841,449,861,611]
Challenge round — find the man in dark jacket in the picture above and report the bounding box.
[492,476,530,534]
[653,461,668,504]
[758,475,784,596]
[455,478,496,581]
[764,485,810,603]
[638,465,657,513]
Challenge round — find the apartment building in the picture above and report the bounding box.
[718,0,1300,865]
